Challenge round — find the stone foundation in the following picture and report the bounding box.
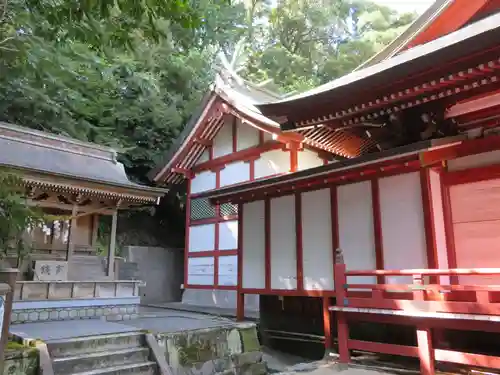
[11,302,139,324]
[156,322,266,375]
[3,348,38,375]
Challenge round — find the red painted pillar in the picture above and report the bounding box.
[334,260,350,363]
[236,292,245,321]
[323,296,332,351]
[417,326,435,375]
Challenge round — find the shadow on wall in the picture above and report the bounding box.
[123,246,184,304]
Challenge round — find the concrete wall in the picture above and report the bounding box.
[124,246,184,304]
[181,289,260,312]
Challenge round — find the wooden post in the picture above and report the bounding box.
[236,292,244,321]
[66,204,78,263]
[323,296,332,351]
[334,249,350,363]
[107,210,118,280]
[91,214,99,249]
[417,325,435,375]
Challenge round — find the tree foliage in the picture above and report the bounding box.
[0,0,417,245]
[0,171,44,260]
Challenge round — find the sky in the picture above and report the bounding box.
[373,0,435,14]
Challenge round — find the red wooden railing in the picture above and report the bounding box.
[332,261,500,375]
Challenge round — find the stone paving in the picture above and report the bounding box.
[9,306,247,341]
[276,361,397,375]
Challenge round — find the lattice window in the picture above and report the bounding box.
[220,202,238,217]
[190,198,216,221]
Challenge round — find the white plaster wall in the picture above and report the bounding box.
[219,220,238,250]
[448,150,500,171]
[298,150,324,171]
[379,172,428,284]
[237,120,260,151]
[242,201,266,289]
[301,189,334,290]
[255,149,290,179]
[270,195,297,290]
[429,170,450,284]
[220,161,250,187]
[189,224,215,252]
[263,132,273,142]
[212,120,233,158]
[191,171,216,194]
[338,181,377,285]
[187,256,214,285]
[218,255,238,286]
[194,149,209,165]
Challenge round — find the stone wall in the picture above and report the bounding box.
[11,303,139,324]
[156,323,266,375]
[3,348,38,375]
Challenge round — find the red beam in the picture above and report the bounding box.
[348,340,418,358]
[435,349,500,368]
[187,250,238,258]
[420,135,500,167]
[184,284,236,290]
[346,268,500,276]
[240,288,334,297]
[193,141,283,173]
[446,91,500,118]
[345,297,500,315]
[189,215,238,226]
[444,163,500,186]
[193,138,212,147]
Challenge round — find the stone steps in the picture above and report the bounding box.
[71,362,157,375]
[47,332,159,375]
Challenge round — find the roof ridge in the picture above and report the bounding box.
[0,122,118,163]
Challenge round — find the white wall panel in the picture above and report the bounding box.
[298,150,324,171]
[270,195,297,290]
[218,255,238,286]
[237,120,259,151]
[189,224,215,252]
[448,150,500,171]
[191,171,216,194]
[301,189,334,290]
[338,181,377,285]
[187,257,214,285]
[430,170,449,284]
[379,172,427,284]
[194,149,209,165]
[220,161,250,187]
[213,120,233,158]
[255,150,290,179]
[242,201,266,289]
[219,220,238,250]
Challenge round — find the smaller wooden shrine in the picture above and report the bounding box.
[0,122,166,281]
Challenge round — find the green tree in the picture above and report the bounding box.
[241,0,417,93]
[0,171,44,261]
